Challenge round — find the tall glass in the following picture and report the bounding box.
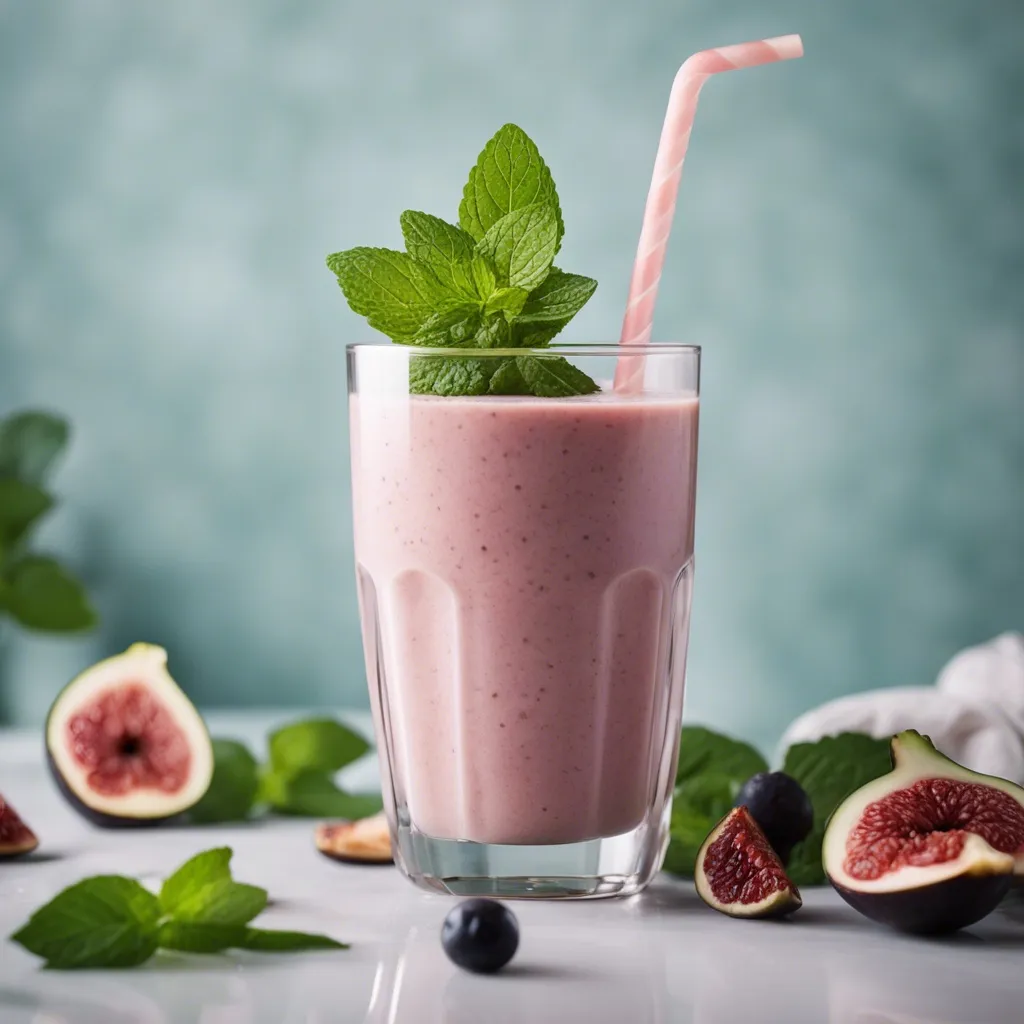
[348,344,700,899]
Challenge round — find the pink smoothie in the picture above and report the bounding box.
[351,390,699,845]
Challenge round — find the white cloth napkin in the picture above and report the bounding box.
[778,633,1024,785]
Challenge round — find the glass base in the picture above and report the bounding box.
[393,816,669,899]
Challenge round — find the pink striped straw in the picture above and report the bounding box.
[615,34,804,391]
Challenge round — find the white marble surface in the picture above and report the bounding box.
[1,713,1022,1024]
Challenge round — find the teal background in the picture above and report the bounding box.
[1,1,1022,752]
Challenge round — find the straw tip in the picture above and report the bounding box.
[766,33,804,59]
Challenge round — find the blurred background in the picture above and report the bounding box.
[1,0,1021,753]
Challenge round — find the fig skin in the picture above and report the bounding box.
[832,873,1012,936]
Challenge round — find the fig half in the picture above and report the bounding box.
[46,644,214,827]
[823,729,1024,934]
[315,812,394,864]
[695,806,802,918]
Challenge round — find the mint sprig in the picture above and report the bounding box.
[10,848,346,969]
[327,124,598,397]
[189,716,381,825]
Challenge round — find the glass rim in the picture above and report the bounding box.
[346,342,701,357]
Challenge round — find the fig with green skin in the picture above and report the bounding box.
[695,806,802,919]
[46,644,214,827]
[823,730,1024,934]
[0,797,39,857]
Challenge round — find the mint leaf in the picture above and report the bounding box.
[0,411,69,486]
[268,718,370,776]
[515,355,600,397]
[264,770,384,818]
[158,921,246,954]
[4,556,97,632]
[413,306,482,347]
[484,287,529,318]
[400,211,475,278]
[188,740,259,824]
[10,876,160,969]
[459,124,563,245]
[0,479,53,547]
[470,256,497,300]
[662,773,742,878]
[488,360,531,395]
[475,203,558,291]
[675,726,769,787]
[782,733,892,886]
[326,248,453,341]
[159,847,267,926]
[410,355,502,396]
[241,928,348,952]
[517,268,597,324]
[159,848,232,914]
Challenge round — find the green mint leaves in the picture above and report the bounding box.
[0,410,97,633]
[781,733,893,885]
[11,848,346,969]
[327,124,598,397]
[189,717,381,825]
[663,726,892,883]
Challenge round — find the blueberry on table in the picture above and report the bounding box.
[441,898,519,973]
[734,772,814,863]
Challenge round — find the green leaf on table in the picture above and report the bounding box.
[475,203,558,292]
[459,123,563,245]
[0,411,69,485]
[675,726,769,787]
[159,847,232,913]
[4,555,97,631]
[662,773,741,878]
[783,732,893,886]
[326,247,456,342]
[516,268,597,324]
[0,478,54,547]
[188,739,260,824]
[515,355,599,397]
[268,718,370,776]
[158,921,247,954]
[241,928,348,952]
[159,847,266,926]
[10,876,160,969]
[263,769,383,819]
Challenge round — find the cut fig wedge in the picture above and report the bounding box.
[824,730,1024,933]
[46,644,214,827]
[0,797,39,857]
[315,812,393,865]
[695,806,802,919]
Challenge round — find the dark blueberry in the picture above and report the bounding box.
[735,772,814,863]
[441,898,519,974]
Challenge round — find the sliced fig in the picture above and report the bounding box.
[824,729,1024,934]
[46,643,214,827]
[695,806,802,918]
[315,812,393,864]
[0,797,39,857]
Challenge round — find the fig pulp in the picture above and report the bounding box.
[824,730,1024,934]
[46,644,213,826]
[315,812,394,864]
[695,806,802,919]
[0,797,39,857]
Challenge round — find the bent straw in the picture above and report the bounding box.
[615,34,804,391]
